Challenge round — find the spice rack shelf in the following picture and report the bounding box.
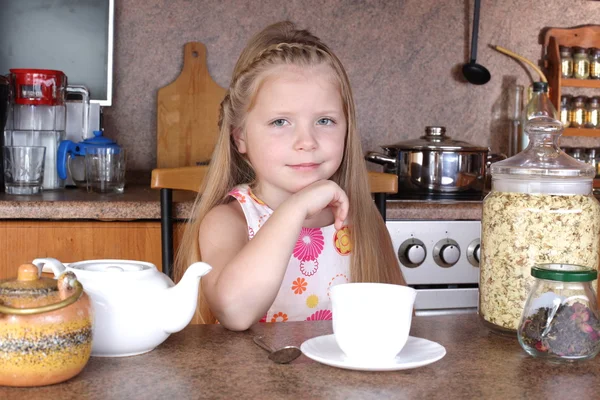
[544,25,600,137]
[560,79,600,89]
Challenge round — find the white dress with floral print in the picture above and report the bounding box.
[229,184,351,323]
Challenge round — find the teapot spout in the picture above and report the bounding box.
[159,262,212,334]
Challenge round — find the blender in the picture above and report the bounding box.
[4,69,88,190]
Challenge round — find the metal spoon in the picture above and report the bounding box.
[253,335,302,364]
[462,0,491,85]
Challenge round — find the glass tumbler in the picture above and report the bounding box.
[3,146,46,195]
[85,147,126,194]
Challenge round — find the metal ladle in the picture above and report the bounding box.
[462,0,491,85]
[253,335,302,364]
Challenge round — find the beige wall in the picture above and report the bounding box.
[104,0,600,175]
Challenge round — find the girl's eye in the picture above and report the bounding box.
[271,119,288,127]
[317,118,335,126]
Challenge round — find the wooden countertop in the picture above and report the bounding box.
[2,314,598,399]
[0,186,483,221]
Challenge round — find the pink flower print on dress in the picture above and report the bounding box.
[229,188,246,203]
[293,228,324,261]
[306,309,333,321]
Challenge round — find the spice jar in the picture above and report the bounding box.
[569,96,587,128]
[518,264,600,362]
[560,46,574,78]
[573,47,590,79]
[585,96,600,129]
[0,263,93,386]
[480,118,600,335]
[560,95,571,128]
[590,48,600,79]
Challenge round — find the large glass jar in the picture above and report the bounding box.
[518,264,600,362]
[480,117,600,335]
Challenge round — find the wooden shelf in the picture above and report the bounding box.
[563,127,600,137]
[561,79,600,88]
[543,25,600,138]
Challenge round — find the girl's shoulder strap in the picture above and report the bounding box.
[228,184,273,237]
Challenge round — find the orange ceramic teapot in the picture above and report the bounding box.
[0,263,93,387]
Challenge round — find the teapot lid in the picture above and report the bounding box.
[67,259,156,273]
[0,264,83,315]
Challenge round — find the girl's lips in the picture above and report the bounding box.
[288,163,320,170]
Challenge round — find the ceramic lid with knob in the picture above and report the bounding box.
[68,259,155,273]
[0,263,83,315]
[382,126,489,152]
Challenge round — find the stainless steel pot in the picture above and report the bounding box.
[366,126,489,194]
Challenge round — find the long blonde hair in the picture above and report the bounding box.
[174,21,404,324]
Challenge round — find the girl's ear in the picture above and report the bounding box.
[232,128,247,154]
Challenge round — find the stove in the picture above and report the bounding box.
[386,220,481,316]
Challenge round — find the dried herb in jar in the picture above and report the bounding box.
[520,302,600,357]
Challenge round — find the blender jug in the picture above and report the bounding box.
[4,69,89,190]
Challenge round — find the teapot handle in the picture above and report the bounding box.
[32,257,67,277]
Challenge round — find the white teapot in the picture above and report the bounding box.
[33,258,212,357]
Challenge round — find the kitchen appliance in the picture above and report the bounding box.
[366,126,489,197]
[33,258,212,357]
[57,130,122,189]
[4,69,89,190]
[386,220,480,315]
[0,76,8,191]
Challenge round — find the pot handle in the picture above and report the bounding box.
[365,151,397,166]
[32,257,67,278]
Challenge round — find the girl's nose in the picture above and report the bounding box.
[293,125,318,151]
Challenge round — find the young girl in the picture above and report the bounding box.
[174,21,406,331]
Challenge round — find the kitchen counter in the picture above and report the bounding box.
[2,314,599,399]
[0,185,483,221]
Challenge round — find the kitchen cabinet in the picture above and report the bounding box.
[544,25,600,137]
[0,220,185,281]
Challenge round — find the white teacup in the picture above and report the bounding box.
[331,283,417,363]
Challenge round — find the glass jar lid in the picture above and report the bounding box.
[491,118,595,179]
[532,263,598,282]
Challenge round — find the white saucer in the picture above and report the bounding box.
[300,334,446,371]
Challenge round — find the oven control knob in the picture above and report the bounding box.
[433,239,460,268]
[467,239,481,267]
[398,238,426,268]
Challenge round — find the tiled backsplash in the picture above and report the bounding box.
[102,0,600,176]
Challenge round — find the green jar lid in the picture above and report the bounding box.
[532,263,598,282]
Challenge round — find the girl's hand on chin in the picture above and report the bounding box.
[293,180,349,230]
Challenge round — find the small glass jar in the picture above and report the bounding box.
[569,96,587,128]
[587,148,597,174]
[560,95,571,127]
[590,48,600,79]
[560,46,574,78]
[586,96,600,128]
[518,264,600,362]
[573,47,590,79]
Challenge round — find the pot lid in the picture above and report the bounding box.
[68,259,155,273]
[0,264,82,314]
[382,126,489,152]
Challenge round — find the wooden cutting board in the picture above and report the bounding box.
[157,42,226,168]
